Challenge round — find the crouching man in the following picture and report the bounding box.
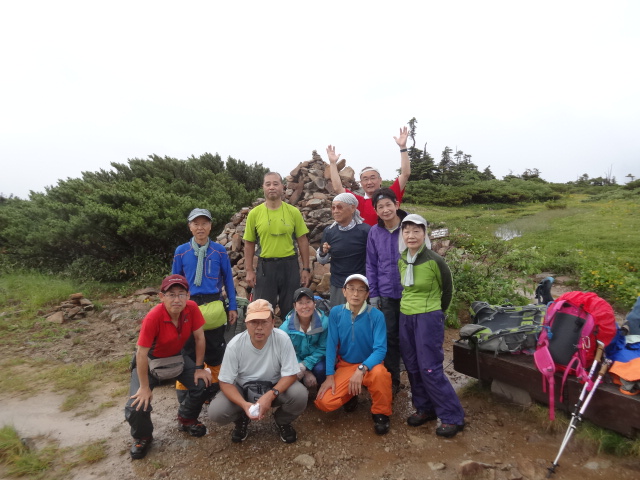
[207,299,307,443]
[314,274,393,435]
[124,274,212,460]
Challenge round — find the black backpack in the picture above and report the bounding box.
[313,295,331,316]
[535,276,554,305]
[459,302,546,355]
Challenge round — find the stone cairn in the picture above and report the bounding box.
[213,150,451,311]
[44,293,95,324]
[215,151,358,305]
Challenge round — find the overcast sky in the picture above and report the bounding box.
[1,1,638,199]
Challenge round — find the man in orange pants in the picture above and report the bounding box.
[315,274,392,435]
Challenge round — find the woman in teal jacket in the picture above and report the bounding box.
[280,287,328,389]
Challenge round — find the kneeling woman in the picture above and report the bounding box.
[398,214,465,438]
[280,287,328,390]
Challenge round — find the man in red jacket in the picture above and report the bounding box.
[124,274,212,460]
[327,126,411,226]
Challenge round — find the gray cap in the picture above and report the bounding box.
[188,208,212,222]
[401,214,428,228]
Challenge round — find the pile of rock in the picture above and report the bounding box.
[45,293,95,324]
[214,151,359,300]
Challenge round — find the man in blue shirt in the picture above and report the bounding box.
[315,274,393,435]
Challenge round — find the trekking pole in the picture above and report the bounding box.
[547,355,611,477]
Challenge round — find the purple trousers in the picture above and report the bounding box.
[399,311,465,425]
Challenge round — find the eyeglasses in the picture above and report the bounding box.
[345,286,368,294]
[246,319,272,328]
[164,293,188,300]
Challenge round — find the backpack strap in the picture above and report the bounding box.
[534,343,556,420]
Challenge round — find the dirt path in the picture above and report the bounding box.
[1,284,638,479]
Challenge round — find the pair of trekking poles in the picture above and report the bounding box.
[547,340,611,477]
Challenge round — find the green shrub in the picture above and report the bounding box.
[404,179,559,206]
[545,200,568,209]
[445,241,530,326]
[0,154,268,280]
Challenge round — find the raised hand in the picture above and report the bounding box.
[393,126,409,149]
[326,145,341,164]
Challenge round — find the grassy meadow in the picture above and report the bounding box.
[405,194,639,311]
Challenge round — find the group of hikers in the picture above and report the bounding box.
[124,127,465,460]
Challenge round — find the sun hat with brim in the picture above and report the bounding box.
[161,274,189,292]
[188,208,212,222]
[343,274,369,289]
[245,299,274,322]
[293,287,315,303]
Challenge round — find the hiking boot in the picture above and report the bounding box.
[231,415,250,443]
[178,419,207,437]
[392,383,400,398]
[343,395,358,413]
[130,437,152,459]
[372,414,390,435]
[276,423,297,443]
[436,422,465,438]
[407,410,438,427]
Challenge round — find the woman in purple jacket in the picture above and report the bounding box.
[365,188,408,395]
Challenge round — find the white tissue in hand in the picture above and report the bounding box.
[249,403,260,417]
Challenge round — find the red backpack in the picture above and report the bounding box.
[533,291,617,419]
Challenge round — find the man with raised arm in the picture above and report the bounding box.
[327,126,411,226]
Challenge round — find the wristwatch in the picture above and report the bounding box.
[358,364,367,373]
[271,388,280,398]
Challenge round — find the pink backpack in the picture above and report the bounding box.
[533,291,616,419]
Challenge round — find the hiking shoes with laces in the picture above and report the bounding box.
[343,395,358,413]
[436,422,465,438]
[407,410,438,427]
[231,415,250,443]
[130,437,152,459]
[178,419,207,437]
[276,423,297,443]
[372,414,390,435]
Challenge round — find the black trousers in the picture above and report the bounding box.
[254,256,300,318]
[124,354,207,439]
[379,297,401,388]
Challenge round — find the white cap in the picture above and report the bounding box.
[398,214,432,252]
[343,274,369,288]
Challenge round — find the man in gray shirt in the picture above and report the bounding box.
[207,299,307,443]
